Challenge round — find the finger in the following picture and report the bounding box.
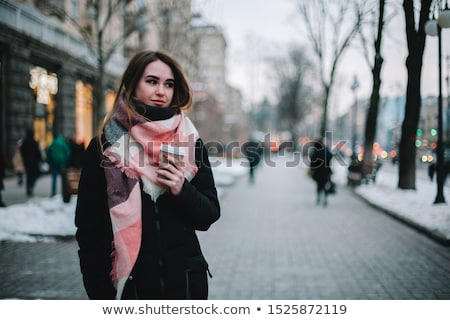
[156,166,183,181]
[156,167,172,181]
[164,154,184,168]
[156,168,184,195]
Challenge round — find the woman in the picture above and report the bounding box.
[46,134,71,197]
[309,139,333,206]
[20,129,42,197]
[75,50,220,300]
[12,139,24,186]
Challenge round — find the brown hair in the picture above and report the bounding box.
[99,50,193,136]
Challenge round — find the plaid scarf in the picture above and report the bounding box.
[102,96,199,299]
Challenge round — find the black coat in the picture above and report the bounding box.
[0,148,4,189]
[20,136,42,175]
[75,137,220,300]
[310,146,333,184]
[243,140,263,168]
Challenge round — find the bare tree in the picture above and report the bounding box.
[36,0,197,130]
[154,0,197,73]
[398,0,432,190]
[296,0,369,137]
[81,0,136,129]
[36,0,148,129]
[359,0,387,176]
[273,45,314,150]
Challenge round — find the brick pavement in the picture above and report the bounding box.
[198,155,450,299]
[0,240,86,299]
[1,154,450,299]
[2,173,61,206]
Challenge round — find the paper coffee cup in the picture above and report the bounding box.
[159,144,185,167]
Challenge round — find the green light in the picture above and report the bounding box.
[431,129,437,136]
[417,129,423,136]
[415,140,422,147]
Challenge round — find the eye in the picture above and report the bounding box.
[165,82,174,88]
[146,79,158,85]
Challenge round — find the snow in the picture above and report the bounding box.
[0,157,248,243]
[0,156,449,243]
[352,164,450,242]
[0,197,77,242]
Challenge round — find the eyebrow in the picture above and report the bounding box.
[145,75,175,82]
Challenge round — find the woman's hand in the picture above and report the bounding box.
[156,154,185,196]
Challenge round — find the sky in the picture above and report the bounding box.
[193,0,450,115]
[0,155,448,243]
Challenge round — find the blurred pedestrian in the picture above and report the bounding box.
[0,148,6,207]
[347,158,363,186]
[68,138,85,169]
[12,139,24,186]
[428,162,435,181]
[242,140,263,184]
[46,134,71,197]
[309,138,333,206]
[429,161,450,184]
[20,129,42,197]
[75,50,220,300]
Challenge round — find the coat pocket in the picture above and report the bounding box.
[185,254,210,299]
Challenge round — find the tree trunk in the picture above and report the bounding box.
[362,61,382,173]
[94,61,105,132]
[362,0,385,175]
[398,0,432,190]
[94,19,105,132]
[320,85,330,136]
[398,68,420,189]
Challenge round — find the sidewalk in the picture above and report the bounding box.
[214,155,450,246]
[0,156,449,245]
[348,162,450,246]
[2,173,58,206]
[200,155,450,299]
[1,154,449,300]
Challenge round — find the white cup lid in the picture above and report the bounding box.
[160,144,185,155]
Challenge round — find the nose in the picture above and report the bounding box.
[155,83,165,96]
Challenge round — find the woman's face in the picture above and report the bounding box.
[134,59,174,108]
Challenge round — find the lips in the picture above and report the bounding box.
[151,100,165,106]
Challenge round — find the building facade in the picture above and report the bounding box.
[0,0,127,170]
[0,0,246,173]
[190,24,247,153]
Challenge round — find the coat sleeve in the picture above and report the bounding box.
[169,138,220,231]
[74,137,116,299]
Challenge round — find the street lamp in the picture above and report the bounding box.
[350,75,360,160]
[425,0,450,204]
[446,54,450,142]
